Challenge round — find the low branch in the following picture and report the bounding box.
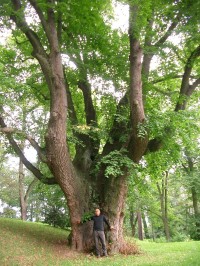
[0,126,47,163]
[0,114,56,185]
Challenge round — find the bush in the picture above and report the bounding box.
[43,208,70,229]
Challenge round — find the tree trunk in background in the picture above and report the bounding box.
[191,186,200,239]
[130,209,137,237]
[19,158,27,221]
[142,212,150,239]
[157,171,170,241]
[185,155,200,240]
[164,172,170,241]
[19,156,38,221]
[137,211,143,240]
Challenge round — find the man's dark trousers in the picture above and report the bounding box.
[94,230,107,256]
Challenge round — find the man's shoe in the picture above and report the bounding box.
[103,253,108,257]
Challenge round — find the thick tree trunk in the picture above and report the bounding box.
[96,172,128,254]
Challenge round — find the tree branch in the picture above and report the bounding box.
[78,80,97,126]
[146,45,200,154]
[64,73,78,125]
[154,13,182,47]
[11,0,51,87]
[101,92,129,156]
[28,0,51,42]
[11,0,47,56]
[187,78,200,97]
[128,3,148,162]
[24,177,38,202]
[0,113,56,185]
[175,44,200,111]
[0,126,47,163]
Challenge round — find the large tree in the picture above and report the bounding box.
[0,0,199,252]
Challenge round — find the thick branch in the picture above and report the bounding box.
[11,0,52,89]
[142,17,154,79]
[102,93,129,156]
[175,44,200,111]
[66,86,78,125]
[128,3,148,162]
[78,81,97,126]
[11,0,47,57]
[30,0,57,51]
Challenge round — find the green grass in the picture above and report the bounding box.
[0,218,200,266]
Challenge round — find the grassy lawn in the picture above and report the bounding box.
[0,218,200,266]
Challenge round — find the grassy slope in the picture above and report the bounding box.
[0,218,200,266]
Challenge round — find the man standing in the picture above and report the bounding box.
[79,208,113,257]
[91,208,113,258]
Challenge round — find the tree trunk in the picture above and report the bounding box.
[157,172,170,241]
[191,186,200,239]
[96,173,128,254]
[142,212,150,239]
[130,209,137,237]
[19,158,27,221]
[137,211,143,240]
[8,1,148,254]
[183,154,200,239]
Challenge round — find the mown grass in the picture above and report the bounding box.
[0,218,200,266]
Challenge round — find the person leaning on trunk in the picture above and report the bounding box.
[78,208,114,258]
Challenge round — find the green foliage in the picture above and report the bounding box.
[81,212,93,223]
[43,208,70,229]
[96,149,135,178]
